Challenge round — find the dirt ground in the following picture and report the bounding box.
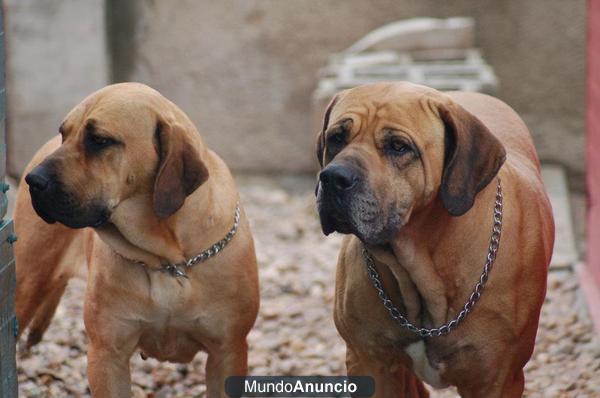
[15,176,600,397]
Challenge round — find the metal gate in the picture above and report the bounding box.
[0,1,18,396]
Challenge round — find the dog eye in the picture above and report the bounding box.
[93,135,110,145]
[388,140,411,155]
[328,132,345,145]
[86,133,117,153]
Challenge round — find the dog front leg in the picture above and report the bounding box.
[458,369,524,398]
[84,304,140,397]
[346,347,429,398]
[205,339,248,398]
[87,344,135,397]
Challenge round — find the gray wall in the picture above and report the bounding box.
[6,0,108,178]
[7,0,586,187]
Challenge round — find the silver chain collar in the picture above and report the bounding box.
[123,203,241,278]
[363,179,503,338]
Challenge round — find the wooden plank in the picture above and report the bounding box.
[576,264,600,335]
[541,166,578,269]
[351,64,495,79]
[316,47,498,102]
[316,76,495,94]
[344,17,474,54]
[324,48,488,76]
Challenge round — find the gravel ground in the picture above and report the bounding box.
[16,176,600,397]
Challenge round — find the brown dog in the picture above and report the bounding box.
[14,83,259,397]
[315,82,554,397]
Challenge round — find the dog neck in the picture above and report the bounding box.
[95,158,239,271]
[368,183,497,329]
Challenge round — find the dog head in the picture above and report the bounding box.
[25,83,209,229]
[315,82,506,245]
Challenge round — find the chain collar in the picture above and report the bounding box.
[122,203,241,278]
[363,179,503,338]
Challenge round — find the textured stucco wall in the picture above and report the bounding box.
[5,0,108,177]
[119,0,585,183]
[6,0,585,187]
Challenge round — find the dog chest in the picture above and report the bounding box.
[404,341,449,389]
[138,327,205,363]
[134,277,213,362]
[145,272,196,309]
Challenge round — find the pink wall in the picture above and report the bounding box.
[588,0,600,287]
[581,0,600,332]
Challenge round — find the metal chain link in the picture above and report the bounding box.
[363,179,503,338]
[121,203,241,278]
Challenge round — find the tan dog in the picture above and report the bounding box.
[315,82,554,397]
[14,83,259,397]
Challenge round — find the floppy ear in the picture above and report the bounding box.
[316,94,340,168]
[439,101,506,216]
[153,122,209,218]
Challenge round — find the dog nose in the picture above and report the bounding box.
[320,165,358,192]
[25,169,51,192]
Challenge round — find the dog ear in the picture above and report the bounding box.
[316,94,340,168]
[439,101,506,216]
[153,122,209,218]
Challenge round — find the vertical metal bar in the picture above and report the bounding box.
[0,0,17,395]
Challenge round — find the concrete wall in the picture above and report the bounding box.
[6,0,585,187]
[5,0,108,177]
